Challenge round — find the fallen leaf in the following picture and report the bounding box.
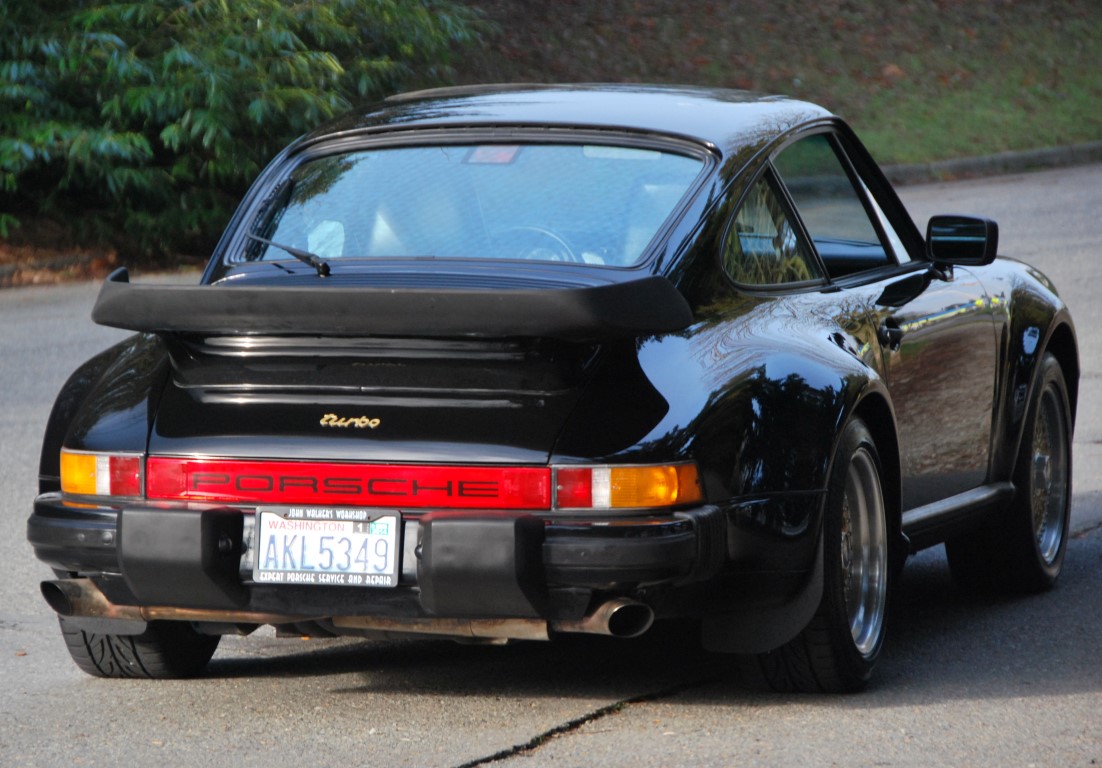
[882,63,905,82]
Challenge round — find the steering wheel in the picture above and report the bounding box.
[499,226,582,263]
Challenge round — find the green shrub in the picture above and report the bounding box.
[0,0,480,259]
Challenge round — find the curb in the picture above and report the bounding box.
[0,252,105,288]
[885,141,1102,186]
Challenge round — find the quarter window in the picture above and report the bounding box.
[723,174,824,286]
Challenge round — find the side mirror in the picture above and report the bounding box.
[926,215,998,266]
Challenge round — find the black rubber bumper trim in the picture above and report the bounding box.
[543,505,724,586]
[417,513,546,617]
[27,494,120,573]
[118,506,246,609]
[28,496,728,612]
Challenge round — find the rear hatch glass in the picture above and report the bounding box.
[235,142,705,269]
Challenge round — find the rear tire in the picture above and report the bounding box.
[946,352,1071,592]
[741,418,890,693]
[60,618,220,679]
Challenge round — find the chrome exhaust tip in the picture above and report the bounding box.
[552,598,655,639]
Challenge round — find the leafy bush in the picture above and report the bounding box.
[0,0,480,259]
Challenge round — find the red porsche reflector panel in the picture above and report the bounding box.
[145,458,551,509]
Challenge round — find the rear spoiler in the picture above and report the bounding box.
[91,268,694,342]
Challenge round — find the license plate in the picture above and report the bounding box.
[253,507,399,587]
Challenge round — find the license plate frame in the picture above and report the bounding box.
[252,506,399,587]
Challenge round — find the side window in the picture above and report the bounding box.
[723,174,824,286]
[774,134,900,278]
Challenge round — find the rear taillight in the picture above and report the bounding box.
[58,450,702,512]
[554,462,702,510]
[59,449,143,498]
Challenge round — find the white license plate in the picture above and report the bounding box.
[253,507,399,587]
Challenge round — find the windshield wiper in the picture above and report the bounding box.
[246,233,331,277]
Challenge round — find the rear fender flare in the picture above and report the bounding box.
[38,345,125,492]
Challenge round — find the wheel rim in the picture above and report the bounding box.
[1031,385,1069,565]
[839,447,888,657]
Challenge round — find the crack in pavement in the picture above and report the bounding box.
[452,679,708,768]
[1072,520,1102,539]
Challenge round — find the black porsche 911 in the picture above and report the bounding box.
[28,84,1077,693]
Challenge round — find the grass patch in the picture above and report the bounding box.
[853,11,1102,163]
[456,0,1102,164]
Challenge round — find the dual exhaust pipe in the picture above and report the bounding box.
[41,579,655,641]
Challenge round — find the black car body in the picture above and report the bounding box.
[28,84,1078,692]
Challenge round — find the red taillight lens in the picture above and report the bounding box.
[554,467,593,508]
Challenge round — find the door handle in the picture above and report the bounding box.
[878,320,904,351]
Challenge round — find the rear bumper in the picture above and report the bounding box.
[28,493,727,625]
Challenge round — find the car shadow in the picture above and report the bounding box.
[206,531,1102,705]
[208,618,720,698]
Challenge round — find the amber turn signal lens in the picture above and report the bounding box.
[608,463,702,508]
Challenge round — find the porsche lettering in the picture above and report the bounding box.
[188,472,500,499]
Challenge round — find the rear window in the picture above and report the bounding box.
[239,143,705,268]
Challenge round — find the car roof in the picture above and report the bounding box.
[296,83,835,159]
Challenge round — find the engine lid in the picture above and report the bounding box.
[148,333,601,464]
